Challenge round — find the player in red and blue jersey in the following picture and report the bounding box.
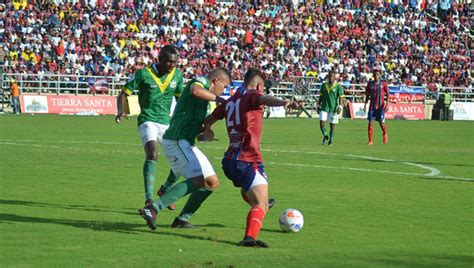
[203,68,298,247]
[364,69,390,145]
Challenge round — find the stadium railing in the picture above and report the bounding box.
[1,72,472,110]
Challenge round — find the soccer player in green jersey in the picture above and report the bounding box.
[317,70,344,146]
[116,45,183,211]
[139,67,231,229]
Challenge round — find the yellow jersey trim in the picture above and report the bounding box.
[191,82,205,89]
[122,87,133,96]
[146,67,176,94]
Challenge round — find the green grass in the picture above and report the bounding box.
[0,114,473,267]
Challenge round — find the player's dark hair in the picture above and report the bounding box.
[208,67,232,83]
[243,67,265,88]
[159,45,178,59]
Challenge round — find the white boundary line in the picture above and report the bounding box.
[1,139,472,182]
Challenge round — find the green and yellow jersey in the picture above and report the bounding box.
[319,82,344,113]
[163,77,211,145]
[122,65,184,126]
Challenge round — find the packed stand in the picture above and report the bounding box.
[0,0,471,93]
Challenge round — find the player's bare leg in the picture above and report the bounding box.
[240,188,275,209]
[379,122,388,144]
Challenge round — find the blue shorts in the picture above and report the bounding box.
[368,109,385,122]
[221,159,267,192]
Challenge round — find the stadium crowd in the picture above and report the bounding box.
[0,0,472,91]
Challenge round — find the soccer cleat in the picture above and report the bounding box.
[139,204,157,230]
[268,198,276,209]
[321,135,329,145]
[157,186,176,210]
[138,198,155,214]
[171,218,196,229]
[328,140,333,146]
[383,134,388,144]
[237,236,268,248]
[368,141,373,145]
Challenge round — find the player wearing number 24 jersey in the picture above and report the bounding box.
[203,68,299,248]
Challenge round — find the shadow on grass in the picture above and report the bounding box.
[260,227,285,234]
[0,213,235,246]
[0,199,137,216]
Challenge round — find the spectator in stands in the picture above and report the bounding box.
[10,79,20,114]
[0,1,471,91]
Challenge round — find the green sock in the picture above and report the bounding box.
[320,126,327,137]
[330,129,335,142]
[143,160,156,201]
[153,179,199,212]
[177,188,213,222]
[161,170,178,193]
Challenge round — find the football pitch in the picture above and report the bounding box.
[0,115,473,267]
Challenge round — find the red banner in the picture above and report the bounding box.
[349,103,425,120]
[21,94,117,115]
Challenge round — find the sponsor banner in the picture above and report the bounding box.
[388,85,424,94]
[349,102,425,120]
[21,95,49,113]
[389,93,425,103]
[450,102,474,120]
[21,94,117,115]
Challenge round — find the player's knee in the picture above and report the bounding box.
[145,150,157,160]
[204,175,219,191]
[144,142,158,160]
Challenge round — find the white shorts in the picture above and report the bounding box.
[320,111,339,124]
[162,139,215,179]
[138,122,169,146]
[249,171,268,190]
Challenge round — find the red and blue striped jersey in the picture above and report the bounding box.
[211,88,264,163]
[365,80,389,110]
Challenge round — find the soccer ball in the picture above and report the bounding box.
[279,208,304,232]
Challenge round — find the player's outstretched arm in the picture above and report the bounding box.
[257,95,299,109]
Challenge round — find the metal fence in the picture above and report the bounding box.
[1,72,473,111]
